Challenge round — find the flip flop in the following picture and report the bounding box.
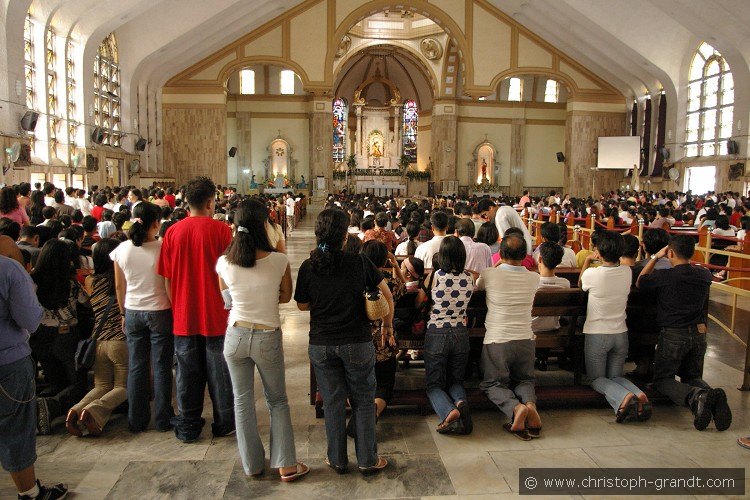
[503,422,532,441]
[527,426,542,438]
[436,419,465,435]
[280,462,310,483]
[636,402,652,422]
[737,437,750,450]
[358,456,388,474]
[615,397,638,423]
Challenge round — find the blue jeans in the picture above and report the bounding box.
[124,309,174,431]
[224,326,296,475]
[309,342,377,469]
[584,333,645,413]
[424,326,470,422]
[0,356,36,472]
[173,334,235,441]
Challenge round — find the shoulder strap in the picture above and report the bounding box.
[92,294,117,339]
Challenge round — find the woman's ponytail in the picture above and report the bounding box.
[129,202,161,246]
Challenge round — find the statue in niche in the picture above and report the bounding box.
[274,172,285,189]
[250,173,258,189]
[297,175,307,189]
[481,159,488,181]
[336,35,352,58]
[420,38,443,60]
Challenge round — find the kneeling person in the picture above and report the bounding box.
[477,233,541,440]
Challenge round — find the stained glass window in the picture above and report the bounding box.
[402,100,418,163]
[94,33,121,147]
[240,69,255,95]
[685,42,733,156]
[332,98,347,163]
[544,79,559,103]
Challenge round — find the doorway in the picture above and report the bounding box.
[685,166,716,195]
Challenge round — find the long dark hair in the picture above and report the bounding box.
[92,238,121,281]
[405,220,420,256]
[0,186,19,214]
[310,208,348,273]
[129,202,161,247]
[435,235,466,274]
[32,239,73,310]
[224,198,274,268]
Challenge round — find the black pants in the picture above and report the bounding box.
[652,326,711,407]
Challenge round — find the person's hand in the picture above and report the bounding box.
[387,253,398,267]
[655,245,669,259]
[120,315,126,333]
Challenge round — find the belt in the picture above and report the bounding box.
[661,324,703,335]
[233,321,277,331]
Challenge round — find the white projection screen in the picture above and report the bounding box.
[597,136,641,169]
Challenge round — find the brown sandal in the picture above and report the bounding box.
[503,423,532,441]
[359,456,388,474]
[280,462,310,483]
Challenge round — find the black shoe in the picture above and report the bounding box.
[691,390,713,431]
[37,398,51,436]
[709,388,732,431]
[457,402,473,435]
[18,480,68,500]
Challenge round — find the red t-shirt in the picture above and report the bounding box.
[91,205,104,222]
[164,194,176,209]
[730,211,742,228]
[158,216,231,336]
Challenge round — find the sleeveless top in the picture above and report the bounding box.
[428,270,474,329]
[90,276,124,341]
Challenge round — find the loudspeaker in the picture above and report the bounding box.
[135,137,147,151]
[91,127,105,144]
[20,111,39,132]
[659,147,670,160]
[556,152,565,163]
[228,147,238,158]
[727,139,739,155]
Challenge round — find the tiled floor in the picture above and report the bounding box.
[3,207,749,499]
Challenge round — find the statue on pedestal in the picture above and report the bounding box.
[274,172,285,189]
[481,159,488,181]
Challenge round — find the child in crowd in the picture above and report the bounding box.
[532,242,570,333]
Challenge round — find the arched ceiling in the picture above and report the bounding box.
[4,0,750,104]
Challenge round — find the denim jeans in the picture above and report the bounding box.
[0,356,36,472]
[224,326,296,475]
[653,327,711,407]
[584,333,645,413]
[309,342,377,469]
[173,334,235,441]
[424,326,470,422]
[124,309,175,432]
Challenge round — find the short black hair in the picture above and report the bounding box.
[42,206,56,220]
[454,218,475,238]
[374,211,389,228]
[435,235,466,273]
[82,216,97,233]
[622,234,640,259]
[477,198,496,213]
[185,176,216,209]
[540,222,561,243]
[539,241,563,269]
[19,225,39,239]
[430,211,449,231]
[361,239,388,268]
[669,234,695,259]
[643,228,670,255]
[500,233,527,261]
[475,221,499,247]
[596,230,624,263]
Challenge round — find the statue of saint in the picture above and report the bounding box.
[274,172,285,189]
[297,175,307,188]
[250,174,258,189]
[481,159,488,180]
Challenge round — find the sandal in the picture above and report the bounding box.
[66,409,82,437]
[636,402,652,422]
[324,458,348,474]
[615,395,638,424]
[358,456,388,474]
[436,419,465,435]
[503,422,532,441]
[737,437,750,450]
[527,426,542,438]
[280,462,310,483]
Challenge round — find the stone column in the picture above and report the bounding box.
[355,105,363,157]
[564,102,627,197]
[430,101,458,189]
[309,97,333,194]
[509,119,525,196]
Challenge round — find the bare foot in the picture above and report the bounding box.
[511,404,528,432]
[525,402,542,429]
[618,392,635,412]
[438,408,461,430]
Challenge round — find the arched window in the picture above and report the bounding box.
[239,69,255,95]
[544,79,559,103]
[94,33,121,147]
[332,98,347,163]
[685,42,733,157]
[402,100,418,163]
[280,69,295,95]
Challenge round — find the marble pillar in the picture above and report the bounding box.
[309,99,333,190]
[564,110,627,197]
[430,102,458,184]
[355,105,363,157]
[510,119,525,196]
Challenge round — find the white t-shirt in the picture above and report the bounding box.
[215,253,289,327]
[580,265,631,334]
[532,276,570,332]
[394,239,419,256]
[414,235,446,270]
[110,240,171,311]
[285,198,295,216]
[477,265,540,344]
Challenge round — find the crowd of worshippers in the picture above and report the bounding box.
[0,178,742,498]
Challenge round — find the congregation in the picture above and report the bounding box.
[0,177,748,499]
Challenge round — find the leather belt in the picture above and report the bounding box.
[233,321,277,331]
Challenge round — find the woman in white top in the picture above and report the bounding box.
[579,231,650,423]
[110,201,175,433]
[216,198,309,482]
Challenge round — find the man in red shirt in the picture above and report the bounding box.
[158,177,234,442]
[164,187,176,209]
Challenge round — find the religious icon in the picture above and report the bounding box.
[371,140,382,158]
[481,158,488,180]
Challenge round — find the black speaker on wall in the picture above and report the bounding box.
[727,139,739,155]
[91,127,105,144]
[20,111,39,132]
[135,137,148,151]
[556,152,565,163]
[228,147,238,158]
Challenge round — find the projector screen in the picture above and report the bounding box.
[597,136,641,170]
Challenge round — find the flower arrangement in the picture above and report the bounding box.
[406,170,431,180]
[471,180,502,193]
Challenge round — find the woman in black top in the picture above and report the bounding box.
[295,208,393,474]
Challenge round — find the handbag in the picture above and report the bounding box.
[361,255,390,321]
[75,294,116,372]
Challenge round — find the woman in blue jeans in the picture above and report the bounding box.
[580,230,650,423]
[111,202,175,432]
[217,198,308,482]
[417,236,474,434]
[295,208,393,474]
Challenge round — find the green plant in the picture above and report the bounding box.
[405,170,431,180]
[346,153,357,170]
[332,171,346,180]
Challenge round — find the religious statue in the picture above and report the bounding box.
[481,158,488,181]
[297,175,306,189]
[631,163,641,192]
[420,38,443,60]
[274,172,285,189]
[250,174,258,189]
[371,140,382,158]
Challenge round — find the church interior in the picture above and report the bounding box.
[1,1,750,498]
